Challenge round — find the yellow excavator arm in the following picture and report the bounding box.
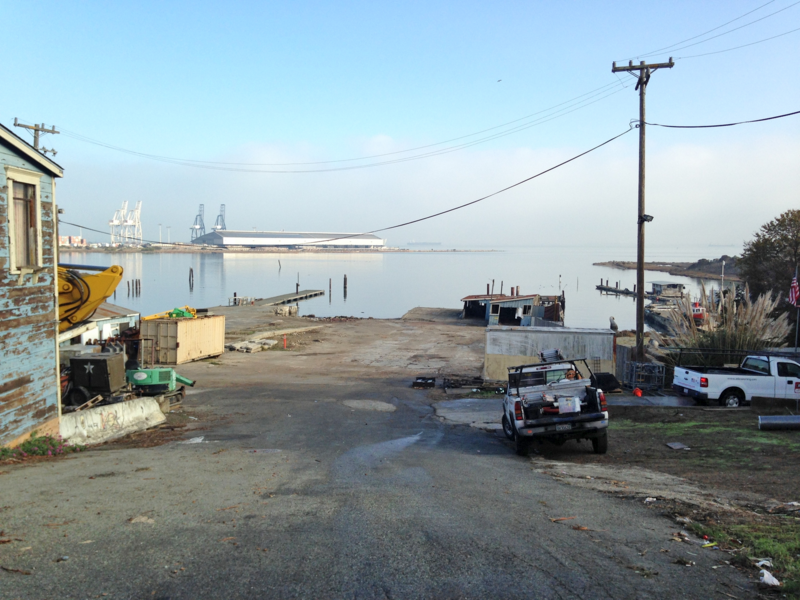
[57,264,124,333]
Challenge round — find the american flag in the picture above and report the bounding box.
[791,270,800,307]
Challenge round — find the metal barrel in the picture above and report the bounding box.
[758,416,800,431]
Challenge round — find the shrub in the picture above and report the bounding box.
[0,431,85,461]
[659,284,791,367]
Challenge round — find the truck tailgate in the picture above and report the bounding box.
[673,368,702,393]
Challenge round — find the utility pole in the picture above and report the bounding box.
[159,224,162,244]
[13,118,60,156]
[611,58,674,362]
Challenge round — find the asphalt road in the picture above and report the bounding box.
[0,377,754,599]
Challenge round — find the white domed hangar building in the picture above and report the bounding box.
[191,230,386,249]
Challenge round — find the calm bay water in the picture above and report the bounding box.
[61,243,740,331]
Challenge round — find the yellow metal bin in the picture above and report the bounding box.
[140,315,225,365]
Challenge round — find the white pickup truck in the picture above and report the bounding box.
[502,359,609,456]
[672,355,800,407]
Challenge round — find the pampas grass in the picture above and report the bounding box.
[658,284,790,366]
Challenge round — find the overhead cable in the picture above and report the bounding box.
[623,0,799,61]
[678,25,800,58]
[56,83,626,173]
[301,126,635,245]
[642,108,800,128]
[58,220,185,247]
[626,0,777,59]
[58,126,634,246]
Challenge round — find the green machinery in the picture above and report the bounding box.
[127,368,195,398]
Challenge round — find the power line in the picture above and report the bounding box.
[60,81,624,167]
[295,126,635,245]
[55,83,627,173]
[58,125,634,247]
[58,220,185,247]
[679,25,800,58]
[627,0,798,60]
[643,108,800,128]
[626,0,777,59]
[659,0,800,56]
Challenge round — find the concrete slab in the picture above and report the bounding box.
[433,397,503,430]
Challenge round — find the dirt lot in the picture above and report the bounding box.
[543,406,800,503]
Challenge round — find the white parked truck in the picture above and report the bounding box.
[502,358,609,456]
[672,355,800,407]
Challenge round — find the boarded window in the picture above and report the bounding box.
[13,182,38,269]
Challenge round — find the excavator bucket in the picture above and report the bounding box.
[58,264,124,333]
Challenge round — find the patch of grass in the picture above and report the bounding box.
[0,431,85,461]
[613,419,800,451]
[689,518,800,596]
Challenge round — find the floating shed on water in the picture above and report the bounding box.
[650,281,685,298]
[461,292,565,327]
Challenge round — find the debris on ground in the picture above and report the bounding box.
[759,569,781,587]
[673,558,695,566]
[0,566,32,575]
[754,559,773,568]
[665,442,690,450]
[129,516,155,524]
[626,565,659,578]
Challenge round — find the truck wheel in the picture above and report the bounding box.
[514,433,530,456]
[502,415,515,440]
[719,389,743,408]
[592,433,608,454]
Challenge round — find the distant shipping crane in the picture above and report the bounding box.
[109,200,128,245]
[191,204,206,241]
[212,204,227,231]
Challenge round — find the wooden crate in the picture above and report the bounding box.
[140,315,225,365]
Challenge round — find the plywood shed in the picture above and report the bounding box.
[140,315,225,365]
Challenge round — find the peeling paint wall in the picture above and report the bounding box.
[0,143,60,446]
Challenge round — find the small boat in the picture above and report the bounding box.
[691,302,707,325]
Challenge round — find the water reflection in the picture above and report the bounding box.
[59,244,740,330]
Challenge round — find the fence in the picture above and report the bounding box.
[623,362,666,391]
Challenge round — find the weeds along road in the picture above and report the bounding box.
[0,318,754,599]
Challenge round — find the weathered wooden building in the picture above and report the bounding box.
[461,292,565,327]
[0,124,64,446]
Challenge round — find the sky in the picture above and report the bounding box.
[6,0,800,252]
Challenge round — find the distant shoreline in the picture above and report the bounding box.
[59,246,499,255]
[593,260,741,282]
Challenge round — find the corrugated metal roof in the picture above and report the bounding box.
[90,302,139,321]
[461,294,507,301]
[460,294,561,303]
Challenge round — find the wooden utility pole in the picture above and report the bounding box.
[611,58,674,362]
[13,118,59,156]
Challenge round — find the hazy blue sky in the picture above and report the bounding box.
[7,1,800,251]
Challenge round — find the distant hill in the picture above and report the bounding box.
[593,255,741,281]
[684,255,739,277]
